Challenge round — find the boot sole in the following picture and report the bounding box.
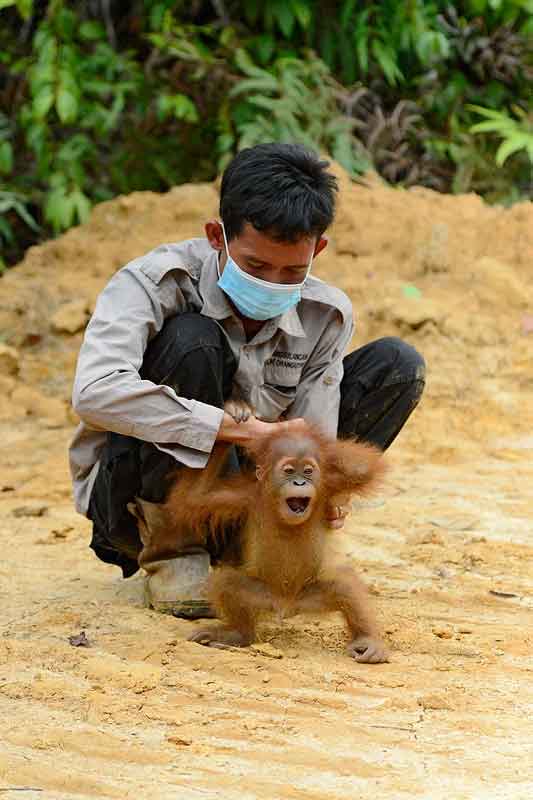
[144,583,216,619]
[150,600,217,619]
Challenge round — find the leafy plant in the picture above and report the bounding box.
[0,0,33,18]
[438,5,532,84]
[1,0,532,267]
[222,50,371,175]
[338,89,447,187]
[0,190,40,270]
[334,0,450,85]
[427,112,531,203]
[469,104,533,165]
[0,113,14,176]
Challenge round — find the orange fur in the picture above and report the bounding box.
[175,426,389,663]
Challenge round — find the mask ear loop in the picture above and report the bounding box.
[305,248,313,280]
[300,244,314,286]
[221,220,230,252]
[217,221,231,279]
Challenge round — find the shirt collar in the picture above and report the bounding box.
[199,248,306,338]
[277,303,306,338]
[199,250,234,320]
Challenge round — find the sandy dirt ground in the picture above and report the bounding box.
[0,166,532,799]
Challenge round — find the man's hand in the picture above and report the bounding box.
[324,494,351,530]
[216,412,308,449]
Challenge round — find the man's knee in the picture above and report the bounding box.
[141,312,235,392]
[372,337,426,385]
[339,337,426,447]
[151,313,227,363]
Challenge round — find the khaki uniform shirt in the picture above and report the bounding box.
[69,238,354,516]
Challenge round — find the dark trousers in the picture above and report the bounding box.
[88,313,425,577]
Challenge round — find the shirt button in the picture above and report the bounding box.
[323,376,334,385]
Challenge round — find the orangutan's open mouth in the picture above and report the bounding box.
[286,497,311,514]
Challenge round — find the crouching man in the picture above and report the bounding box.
[69,143,425,618]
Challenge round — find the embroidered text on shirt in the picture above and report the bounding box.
[265,351,309,369]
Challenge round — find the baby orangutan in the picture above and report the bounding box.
[163,424,389,664]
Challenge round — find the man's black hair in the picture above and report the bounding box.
[220,143,338,242]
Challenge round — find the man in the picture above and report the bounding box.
[70,143,425,619]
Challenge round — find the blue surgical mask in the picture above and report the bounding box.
[217,223,312,321]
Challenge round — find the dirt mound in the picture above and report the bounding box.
[1,169,533,800]
[1,165,532,461]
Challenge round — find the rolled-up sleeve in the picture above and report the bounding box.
[72,265,224,459]
[286,309,354,436]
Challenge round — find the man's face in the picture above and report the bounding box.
[205,221,328,285]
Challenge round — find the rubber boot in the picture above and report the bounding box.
[127,498,216,619]
[143,553,215,619]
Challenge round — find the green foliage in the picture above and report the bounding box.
[156,94,199,123]
[0,190,40,272]
[221,51,371,175]
[242,0,451,85]
[0,0,532,267]
[0,113,14,175]
[469,105,533,165]
[0,0,33,18]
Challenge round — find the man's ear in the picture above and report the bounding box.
[205,220,224,251]
[313,236,329,258]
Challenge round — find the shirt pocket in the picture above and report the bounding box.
[256,384,296,421]
[257,365,302,421]
[263,360,304,388]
